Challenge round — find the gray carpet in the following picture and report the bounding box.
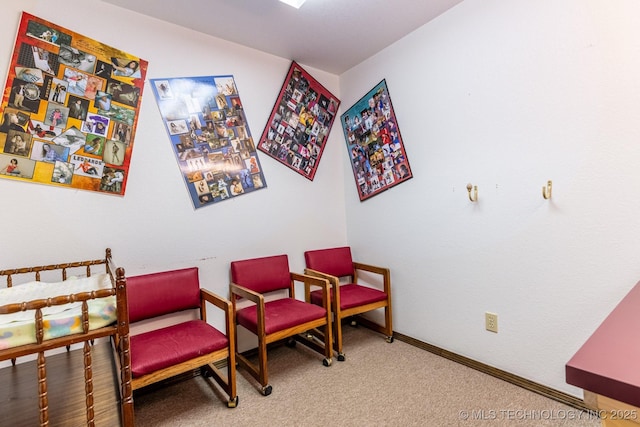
[133,327,600,426]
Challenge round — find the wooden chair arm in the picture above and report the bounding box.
[291,272,330,307]
[304,268,341,310]
[229,282,266,337]
[304,268,340,286]
[200,288,231,313]
[199,288,235,342]
[353,262,387,276]
[353,262,391,295]
[291,272,329,290]
[229,282,263,305]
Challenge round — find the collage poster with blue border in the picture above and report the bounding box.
[150,76,267,209]
[0,12,147,195]
[340,79,412,201]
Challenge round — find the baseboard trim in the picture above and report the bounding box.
[393,331,589,412]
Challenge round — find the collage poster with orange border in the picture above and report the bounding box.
[0,12,148,195]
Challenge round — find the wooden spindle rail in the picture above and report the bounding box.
[0,249,133,426]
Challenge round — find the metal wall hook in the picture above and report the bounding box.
[542,180,552,199]
[466,183,478,202]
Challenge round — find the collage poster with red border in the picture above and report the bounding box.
[257,61,340,181]
[0,12,148,195]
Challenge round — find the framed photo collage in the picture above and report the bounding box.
[0,12,147,195]
[150,75,268,209]
[340,79,412,201]
[0,15,412,205]
[258,61,340,181]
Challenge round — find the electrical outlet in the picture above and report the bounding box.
[485,312,498,333]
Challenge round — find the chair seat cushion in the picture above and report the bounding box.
[310,284,387,310]
[236,298,326,335]
[130,319,228,378]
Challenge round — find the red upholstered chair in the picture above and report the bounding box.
[304,246,393,361]
[127,267,238,408]
[230,254,333,396]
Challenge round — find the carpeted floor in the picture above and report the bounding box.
[133,326,600,426]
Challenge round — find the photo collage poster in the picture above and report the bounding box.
[340,79,412,201]
[258,61,340,181]
[150,76,267,209]
[0,12,148,195]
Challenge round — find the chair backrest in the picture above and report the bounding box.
[304,246,354,278]
[230,254,291,294]
[127,267,201,323]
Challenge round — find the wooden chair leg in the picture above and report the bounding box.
[320,309,333,367]
[257,339,271,396]
[384,305,394,343]
[335,318,345,361]
[226,355,238,408]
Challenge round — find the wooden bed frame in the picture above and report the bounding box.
[0,248,133,427]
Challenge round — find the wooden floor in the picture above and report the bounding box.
[0,341,122,427]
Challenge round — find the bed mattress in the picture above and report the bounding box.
[0,274,117,349]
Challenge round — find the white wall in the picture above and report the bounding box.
[340,0,640,398]
[0,0,347,331]
[3,0,637,402]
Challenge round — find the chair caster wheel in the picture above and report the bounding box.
[350,320,357,327]
[337,353,346,361]
[227,396,239,408]
[286,337,297,347]
[262,385,272,396]
[386,335,394,343]
[323,358,332,367]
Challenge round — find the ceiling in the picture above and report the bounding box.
[100,0,464,75]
